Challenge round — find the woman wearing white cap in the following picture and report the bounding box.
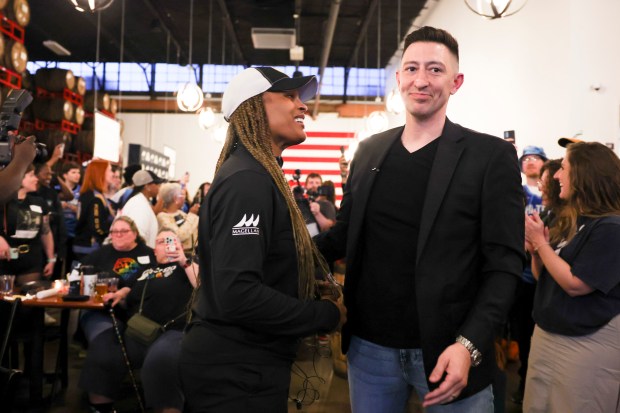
[179,67,346,412]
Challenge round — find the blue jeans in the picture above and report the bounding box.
[347,336,494,413]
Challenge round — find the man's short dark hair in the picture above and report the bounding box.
[403,26,459,62]
[61,161,80,176]
[306,172,322,182]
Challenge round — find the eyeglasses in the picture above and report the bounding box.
[522,156,543,163]
[110,229,131,236]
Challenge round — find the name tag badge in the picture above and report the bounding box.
[13,230,38,239]
[30,205,43,213]
[137,256,151,265]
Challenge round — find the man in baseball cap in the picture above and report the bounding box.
[557,137,583,147]
[221,66,317,121]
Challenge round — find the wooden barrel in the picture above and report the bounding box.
[6,0,30,27]
[35,68,75,92]
[81,114,93,130]
[109,98,118,114]
[2,40,27,73]
[73,104,85,125]
[73,76,86,96]
[21,69,35,91]
[35,130,70,155]
[75,130,94,154]
[83,92,110,112]
[32,98,74,122]
[0,33,5,61]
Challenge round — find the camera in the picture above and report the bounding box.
[0,89,47,167]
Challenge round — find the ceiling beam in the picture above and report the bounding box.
[214,0,247,66]
[346,0,379,69]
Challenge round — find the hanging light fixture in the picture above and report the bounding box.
[177,0,203,112]
[386,89,404,114]
[198,0,217,129]
[366,0,388,134]
[213,123,228,144]
[198,106,216,130]
[386,0,404,115]
[70,0,114,12]
[464,0,528,20]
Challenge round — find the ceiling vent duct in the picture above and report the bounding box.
[251,28,296,49]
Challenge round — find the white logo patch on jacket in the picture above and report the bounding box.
[232,214,260,236]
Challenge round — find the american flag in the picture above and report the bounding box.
[283,131,355,206]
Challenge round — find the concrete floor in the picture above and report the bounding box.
[9,314,524,413]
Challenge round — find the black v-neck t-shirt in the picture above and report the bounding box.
[355,137,439,348]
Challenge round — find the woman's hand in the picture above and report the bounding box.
[189,203,200,215]
[0,236,11,261]
[525,212,549,251]
[43,262,55,277]
[166,237,186,264]
[104,287,130,307]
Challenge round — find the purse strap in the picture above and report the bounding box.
[137,278,149,315]
[137,277,187,329]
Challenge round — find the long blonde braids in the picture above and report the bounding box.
[215,95,329,301]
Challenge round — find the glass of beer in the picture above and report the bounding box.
[95,279,109,300]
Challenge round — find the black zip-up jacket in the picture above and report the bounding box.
[187,144,339,364]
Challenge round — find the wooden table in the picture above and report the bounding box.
[3,294,104,408]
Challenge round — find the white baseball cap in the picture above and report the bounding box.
[221,67,317,121]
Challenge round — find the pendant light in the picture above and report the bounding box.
[464,0,528,20]
[70,0,114,12]
[386,0,404,115]
[198,0,217,129]
[355,33,371,142]
[177,0,204,112]
[366,0,388,134]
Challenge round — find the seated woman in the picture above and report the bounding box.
[79,216,155,342]
[0,164,55,286]
[156,183,199,256]
[524,142,620,413]
[79,228,197,413]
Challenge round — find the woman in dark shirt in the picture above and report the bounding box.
[179,67,345,412]
[73,160,114,259]
[0,164,55,285]
[79,229,197,413]
[79,216,155,342]
[524,142,620,412]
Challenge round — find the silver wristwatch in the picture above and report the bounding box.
[456,335,482,367]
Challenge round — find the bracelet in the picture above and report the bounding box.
[47,257,57,263]
[534,242,550,253]
[182,259,192,269]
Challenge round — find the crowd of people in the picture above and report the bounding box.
[0,24,618,413]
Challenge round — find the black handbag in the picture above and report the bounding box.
[125,279,185,346]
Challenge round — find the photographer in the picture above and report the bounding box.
[0,90,44,203]
[305,173,336,232]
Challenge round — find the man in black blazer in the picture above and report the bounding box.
[315,27,524,412]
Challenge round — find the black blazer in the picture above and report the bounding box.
[316,118,525,397]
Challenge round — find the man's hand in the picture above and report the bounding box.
[422,342,471,407]
[189,202,200,215]
[309,201,321,216]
